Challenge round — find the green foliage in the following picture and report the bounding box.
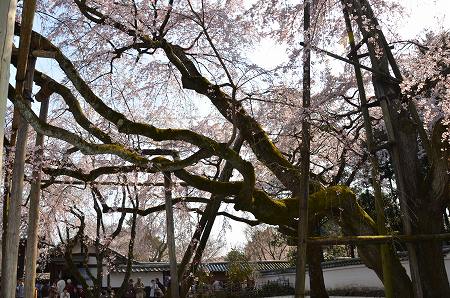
[257,282,295,297]
[357,189,402,232]
[225,249,254,284]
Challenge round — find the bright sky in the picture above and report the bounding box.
[217,0,450,253]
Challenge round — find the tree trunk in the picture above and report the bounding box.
[342,0,449,296]
[307,245,328,298]
[412,206,450,298]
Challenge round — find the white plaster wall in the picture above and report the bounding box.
[257,255,450,291]
[106,272,164,288]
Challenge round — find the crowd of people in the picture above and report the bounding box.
[124,277,166,298]
[15,278,86,298]
[15,276,168,298]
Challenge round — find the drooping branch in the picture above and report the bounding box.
[189,208,260,226]
[11,23,257,205]
[41,5,315,196]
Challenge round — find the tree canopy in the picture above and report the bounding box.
[0,0,449,297]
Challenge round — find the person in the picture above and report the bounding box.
[154,286,163,297]
[65,279,75,298]
[60,289,70,298]
[134,278,145,298]
[107,287,114,298]
[36,280,43,298]
[41,282,50,298]
[16,279,25,298]
[76,285,85,298]
[49,283,58,298]
[56,279,66,296]
[124,279,136,298]
[149,280,156,298]
[212,279,222,291]
[164,276,170,289]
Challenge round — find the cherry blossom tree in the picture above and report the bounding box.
[1,1,449,297]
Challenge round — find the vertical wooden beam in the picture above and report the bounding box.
[2,56,35,298]
[1,0,37,296]
[24,96,50,298]
[295,1,311,297]
[164,172,180,298]
[0,0,17,176]
[343,7,394,297]
[345,1,423,296]
[0,0,19,278]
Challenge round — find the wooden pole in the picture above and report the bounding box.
[0,0,19,278]
[308,233,450,245]
[1,0,37,296]
[295,1,311,297]
[164,172,180,298]
[343,8,394,297]
[0,0,17,177]
[24,96,49,298]
[2,56,35,298]
[347,1,423,296]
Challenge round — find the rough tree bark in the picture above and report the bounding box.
[344,1,449,296]
[307,220,328,298]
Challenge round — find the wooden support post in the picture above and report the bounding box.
[1,0,37,296]
[307,233,450,245]
[24,96,50,298]
[164,172,180,298]
[2,56,35,298]
[343,7,394,297]
[0,0,19,278]
[346,1,424,296]
[295,1,311,297]
[0,0,18,177]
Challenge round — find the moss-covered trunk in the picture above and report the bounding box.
[412,205,450,297]
[307,245,328,298]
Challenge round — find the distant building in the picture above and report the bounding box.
[16,240,450,293]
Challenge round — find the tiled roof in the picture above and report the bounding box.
[112,263,170,273]
[105,247,450,274]
[111,261,294,274]
[201,261,293,273]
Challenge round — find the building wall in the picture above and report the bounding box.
[106,272,164,288]
[257,255,450,291]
